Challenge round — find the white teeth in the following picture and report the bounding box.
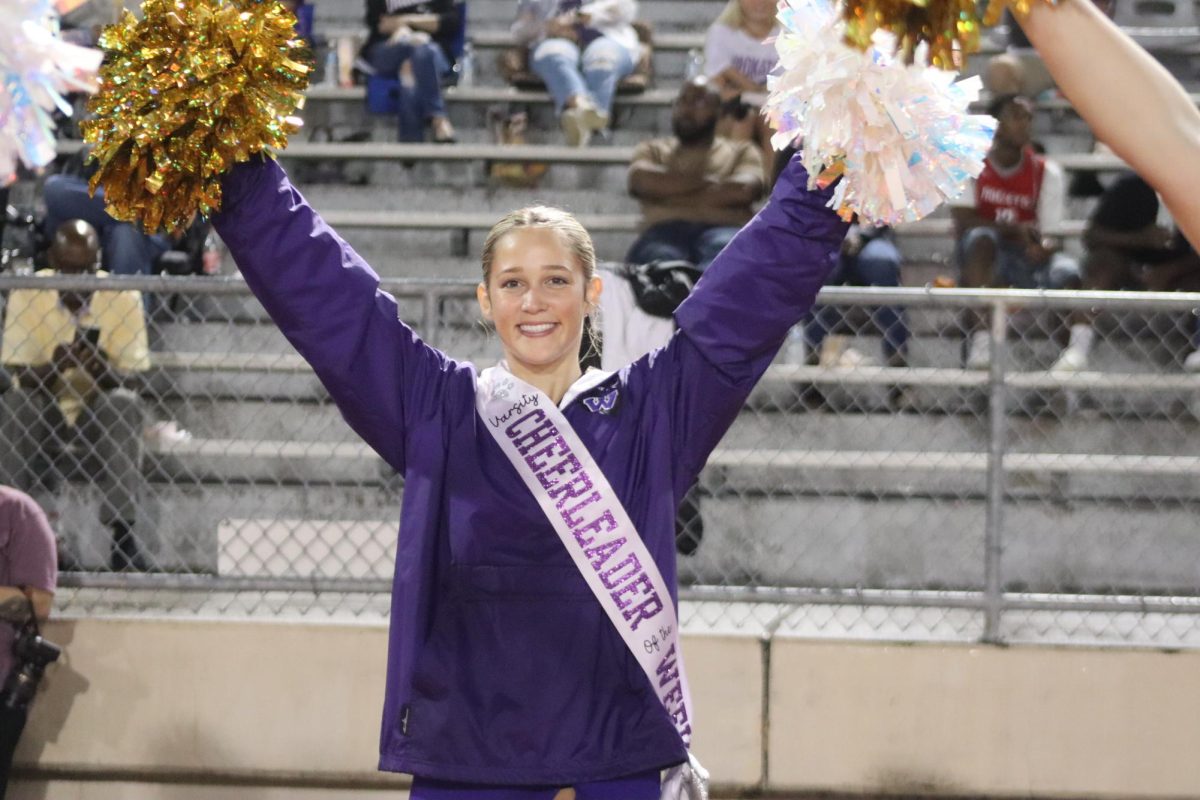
[520,323,555,334]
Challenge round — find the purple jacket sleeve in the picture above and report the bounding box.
[212,157,457,473]
[660,154,849,487]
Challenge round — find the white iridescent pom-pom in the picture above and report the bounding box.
[0,0,101,184]
[764,0,996,225]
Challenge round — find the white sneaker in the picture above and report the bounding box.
[1184,348,1200,373]
[145,420,193,447]
[829,346,877,370]
[560,107,589,147]
[579,103,609,137]
[1050,347,1088,374]
[965,330,992,370]
[561,99,608,147]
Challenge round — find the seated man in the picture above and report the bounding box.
[1053,172,1200,372]
[950,94,1080,368]
[43,168,171,277]
[802,222,910,368]
[0,221,152,571]
[626,76,764,271]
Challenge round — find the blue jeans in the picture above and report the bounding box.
[43,174,170,276]
[367,40,451,142]
[530,35,636,115]
[804,236,910,361]
[626,220,739,271]
[957,226,1081,289]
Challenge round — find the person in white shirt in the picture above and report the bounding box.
[513,0,640,146]
[703,0,779,180]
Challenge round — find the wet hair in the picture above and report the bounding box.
[480,206,597,286]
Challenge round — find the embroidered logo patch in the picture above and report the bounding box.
[583,388,619,415]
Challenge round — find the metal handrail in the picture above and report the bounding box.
[54,573,1200,617]
[4,273,1200,312]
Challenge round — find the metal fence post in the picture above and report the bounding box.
[422,287,440,348]
[983,299,1008,643]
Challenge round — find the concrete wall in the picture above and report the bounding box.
[10,618,1200,799]
[769,641,1200,799]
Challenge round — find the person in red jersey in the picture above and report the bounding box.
[950,94,1080,368]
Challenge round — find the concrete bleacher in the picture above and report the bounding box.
[38,273,1200,598]
[11,0,1200,599]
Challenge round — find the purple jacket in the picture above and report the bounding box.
[212,156,846,785]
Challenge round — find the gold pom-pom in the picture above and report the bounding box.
[81,0,311,233]
[841,0,983,69]
[981,0,1053,28]
[839,0,1057,70]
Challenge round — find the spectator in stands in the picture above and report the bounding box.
[361,0,459,143]
[1052,173,1200,372]
[626,77,764,270]
[281,0,316,51]
[803,223,909,368]
[512,0,640,147]
[56,0,118,48]
[43,170,171,279]
[0,485,56,797]
[704,0,779,180]
[950,94,1079,368]
[0,221,152,572]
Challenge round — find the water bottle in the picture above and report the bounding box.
[201,230,224,276]
[685,48,705,81]
[322,49,339,86]
[457,42,476,87]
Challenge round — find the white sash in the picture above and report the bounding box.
[476,364,709,800]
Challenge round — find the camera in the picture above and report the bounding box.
[0,626,61,712]
[721,95,752,121]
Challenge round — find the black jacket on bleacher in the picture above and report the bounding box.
[363,0,460,62]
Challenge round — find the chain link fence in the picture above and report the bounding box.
[1,272,1198,647]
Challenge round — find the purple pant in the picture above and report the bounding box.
[410,769,660,800]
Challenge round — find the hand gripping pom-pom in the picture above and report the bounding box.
[764,0,997,226]
[81,0,311,233]
[0,0,102,184]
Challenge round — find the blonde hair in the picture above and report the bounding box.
[479,206,601,365]
[481,206,597,285]
[715,0,744,29]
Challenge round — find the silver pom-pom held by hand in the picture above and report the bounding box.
[0,0,101,184]
[764,0,996,225]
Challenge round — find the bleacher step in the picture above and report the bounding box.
[50,483,1200,595]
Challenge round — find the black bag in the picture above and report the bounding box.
[622,260,703,319]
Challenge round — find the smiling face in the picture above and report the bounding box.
[477,226,602,382]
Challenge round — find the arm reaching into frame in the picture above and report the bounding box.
[1018,0,1200,245]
